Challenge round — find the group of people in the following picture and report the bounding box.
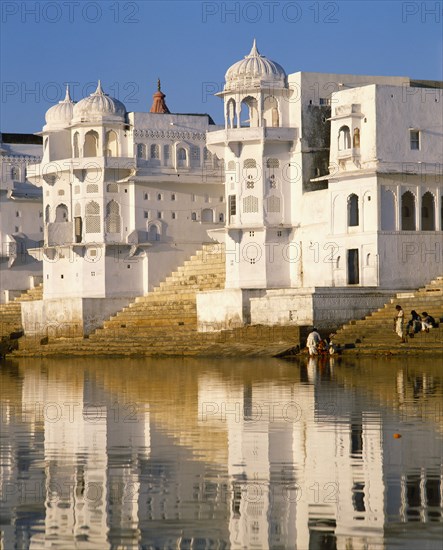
[306,328,337,356]
[394,305,437,343]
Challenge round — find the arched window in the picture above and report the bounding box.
[353,128,360,148]
[10,166,19,180]
[421,192,435,230]
[226,98,236,128]
[381,188,396,230]
[338,126,351,151]
[73,132,80,158]
[219,213,224,223]
[348,194,359,227]
[105,200,121,233]
[55,203,68,222]
[240,96,258,128]
[401,191,416,230]
[85,201,101,233]
[201,208,214,223]
[177,147,187,167]
[263,96,279,127]
[191,212,197,221]
[105,130,118,157]
[150,144,160,159]
[137,143,146,159]
[148,224,160,241]
[45,205,51,223]
[227,160,236,171]
[84,131,99,157]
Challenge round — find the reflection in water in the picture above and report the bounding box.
[0,356,442,549]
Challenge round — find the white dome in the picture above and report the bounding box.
[44,87,75,130]
[224,40,287,92]
[72,81,126,123]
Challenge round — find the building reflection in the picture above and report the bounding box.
[0,358,441,549]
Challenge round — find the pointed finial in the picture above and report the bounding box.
[63,84,72,102]
[248,38,260,57]
[157,78,161,92]
[95,80,104,94]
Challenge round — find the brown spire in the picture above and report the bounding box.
[150,79,170,113]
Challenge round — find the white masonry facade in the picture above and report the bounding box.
[0,133,43,303]
[23,84,224,336]
[17,42,443,336]
[197,41,442,331]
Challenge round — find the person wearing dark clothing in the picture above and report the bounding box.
[421,312,437,330]
[407,310,422,334]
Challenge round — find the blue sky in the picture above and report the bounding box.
[1,0,442,133]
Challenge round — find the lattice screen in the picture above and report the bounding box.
[243,195,259,213]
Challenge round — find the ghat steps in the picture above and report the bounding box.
[0,284,43,338]
[13,245,301,357]
[333,276,443,354]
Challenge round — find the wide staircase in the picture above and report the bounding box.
[12,245,301,357]
[333,276,443,354]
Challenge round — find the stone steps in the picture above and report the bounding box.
[334,276,443,353]
[0,284,43,339]
[12,243,304,357]
[14,244,228,355]
[13,324,301,358]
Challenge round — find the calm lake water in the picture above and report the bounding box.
[0,355,442,550]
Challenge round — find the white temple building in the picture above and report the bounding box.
[15,41,443,336]
[23,82,224,335]
[197,41,443,330]
[0,133,43,303]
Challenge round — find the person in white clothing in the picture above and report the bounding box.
[306,328,321,356]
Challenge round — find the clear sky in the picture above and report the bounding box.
[1,0,442,133]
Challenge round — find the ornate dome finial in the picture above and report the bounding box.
[150,79,170,114]
[248,38,260,57]
[64,84,72,102]
[95,80,104,95]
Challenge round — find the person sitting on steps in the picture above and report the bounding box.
[407,310,422,335]
[421,312,437,331]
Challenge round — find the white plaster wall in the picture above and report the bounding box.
[197,289,265,331]
[378,232,442,288]
[104,250,145,297]
[250,288,395,330]
[376,85,442,165]
[0,198,43,242]
[21,296,131,337]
